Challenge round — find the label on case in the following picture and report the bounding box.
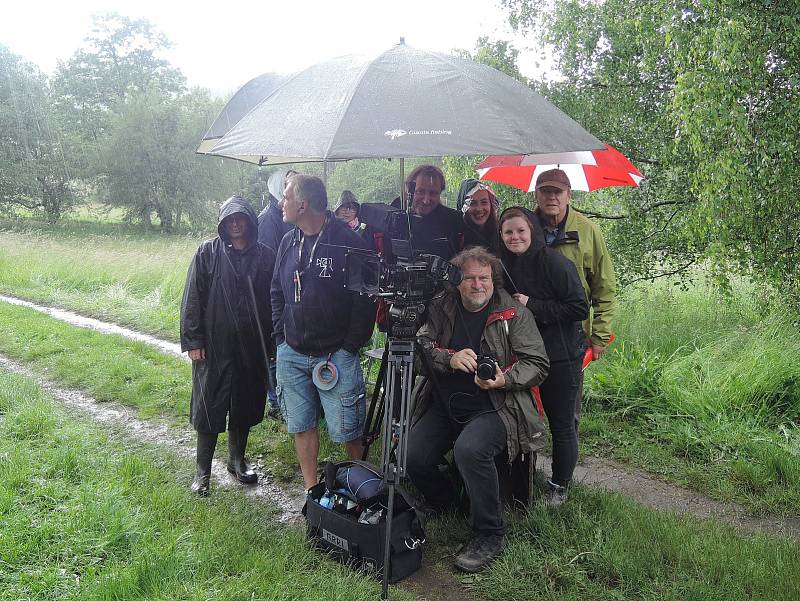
[322,529,349,551]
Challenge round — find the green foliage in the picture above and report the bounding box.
[583,276,800,514]
[95,89,241,230]
[0,45,78,222]
[51,12,186,142]
[502,0,800,301]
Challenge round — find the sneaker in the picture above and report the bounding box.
[454,534,504,573]
[543,479,568,507]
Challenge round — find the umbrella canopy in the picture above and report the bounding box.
[197,72,290,156]
[476,144,644,192]
[200,41,602,165]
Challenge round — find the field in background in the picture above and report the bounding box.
[0,221,204,338]
[0,219,799,515]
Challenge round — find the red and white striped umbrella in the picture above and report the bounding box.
[476,144,644,192]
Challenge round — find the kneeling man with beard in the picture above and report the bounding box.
[407,246,549,572]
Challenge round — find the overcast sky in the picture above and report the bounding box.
[2,0,549,97]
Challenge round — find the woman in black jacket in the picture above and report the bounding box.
[499,206,589,505]
[456,178,501,254]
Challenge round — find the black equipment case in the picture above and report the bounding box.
[303,461,425,583]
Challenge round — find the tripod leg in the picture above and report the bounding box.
[362,345,388,460]
[381,478,396,600]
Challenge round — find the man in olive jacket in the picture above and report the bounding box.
[407,247,549,573]
[181,196,275,495]
[533,169,616,358]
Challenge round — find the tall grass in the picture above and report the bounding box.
[584,277,800,514]
[0,222,203,338]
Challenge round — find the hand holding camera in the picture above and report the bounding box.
[474,356,505,390]
[449,350,506,389]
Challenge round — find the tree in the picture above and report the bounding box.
[501,0,800,295]
[443,38,533,211]
[95,88,249,230]
[0,45,77,222]
[52,13,185,144]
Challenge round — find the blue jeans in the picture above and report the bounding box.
[276,343,366,443]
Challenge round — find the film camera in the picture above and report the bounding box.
[344,201,462,337]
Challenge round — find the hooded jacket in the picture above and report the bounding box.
[500,207,589,363]
[533,206,616,348]
[413,288,550,462]
[257,169,294,253]
[271,212,376,356]
[180,196,276,433]
[456,178,501,255]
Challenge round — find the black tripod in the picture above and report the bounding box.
[361,305,424,600]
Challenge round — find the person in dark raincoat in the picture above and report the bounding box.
[181,196,276,495]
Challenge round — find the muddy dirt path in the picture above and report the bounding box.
[0,354,304,524]
[2,293,799,545]
[0,294,185,359]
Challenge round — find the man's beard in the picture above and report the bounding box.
[461,291,490,312]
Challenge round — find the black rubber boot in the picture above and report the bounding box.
[191,432,218,496]
[227,428,258,484]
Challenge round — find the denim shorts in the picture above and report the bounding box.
[275,343,366,443]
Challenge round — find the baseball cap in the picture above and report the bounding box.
[535,168,571,191]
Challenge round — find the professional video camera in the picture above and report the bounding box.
[343,199,462,337]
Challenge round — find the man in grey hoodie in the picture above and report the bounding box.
[258,168,296,419]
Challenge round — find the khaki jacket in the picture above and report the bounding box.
[537,207,617,348]
[413,289,550,462]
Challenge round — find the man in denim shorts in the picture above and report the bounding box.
[271,174,376,489]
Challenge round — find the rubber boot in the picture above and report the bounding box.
[227,428,258,484]
[191,432,218,496]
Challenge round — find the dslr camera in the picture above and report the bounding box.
[475,354,497,381]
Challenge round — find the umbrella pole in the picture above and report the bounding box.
[399,158,405,211]
[323,160,328,185]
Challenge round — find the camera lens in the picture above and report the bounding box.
[476,358,495,380]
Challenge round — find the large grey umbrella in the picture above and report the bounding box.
[196,71,290,156]
[201,41,602,165]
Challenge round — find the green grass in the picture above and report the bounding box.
[0,369,411,601]
[470,487,800,600]
[582,278,800,515]
[0,221,204,340]
[4,368,800,601]
[0,300,344,482]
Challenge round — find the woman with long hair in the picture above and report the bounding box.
[499,206,589,505]
[456,179,501,254]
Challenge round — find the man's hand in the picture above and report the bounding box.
[591,343,607,360]
[188,348,206,362]
[450,348,477,373]
[512,292,529,306]
[475,364,506,390]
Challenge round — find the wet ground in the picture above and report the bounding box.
[2,294,799,600]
